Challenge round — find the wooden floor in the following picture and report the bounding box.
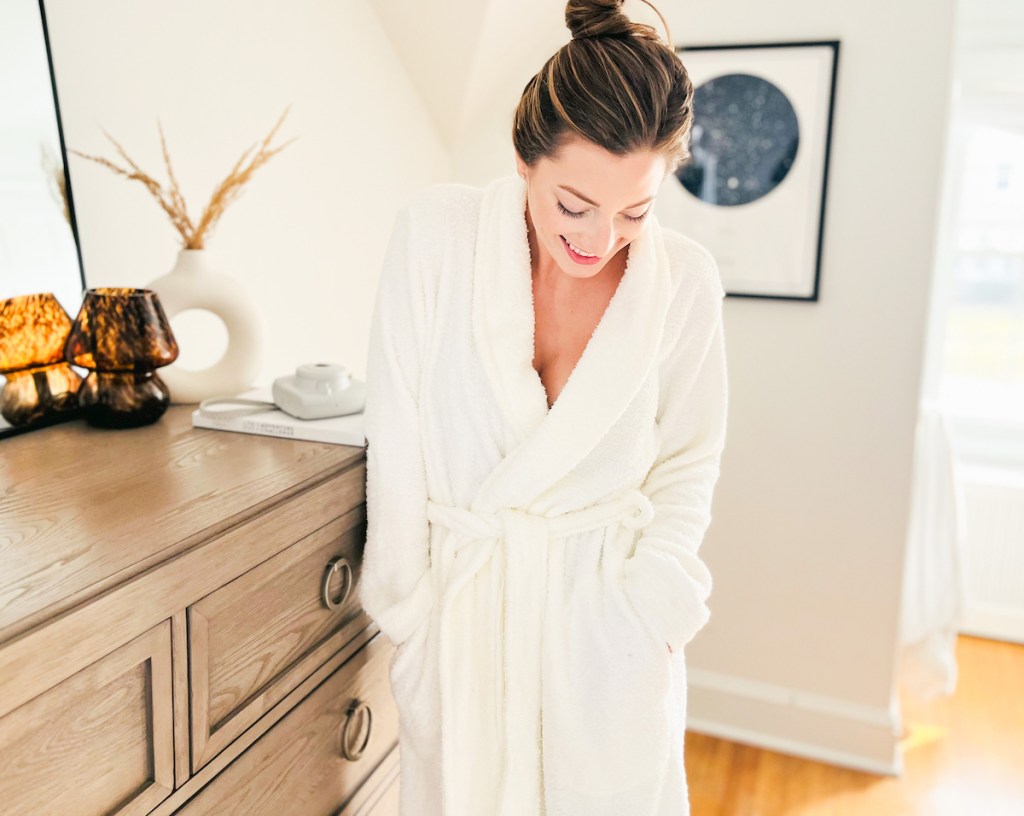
[685,634,1024,815]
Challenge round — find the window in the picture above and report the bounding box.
[940,124,1024,428]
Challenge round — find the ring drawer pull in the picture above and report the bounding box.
[321,556,352,610]
[340,699,373,761]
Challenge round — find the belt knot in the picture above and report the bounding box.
[496,506,549,545]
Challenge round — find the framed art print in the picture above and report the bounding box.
[656,40,840,300]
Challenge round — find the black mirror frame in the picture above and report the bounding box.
[0,1,88,440]
[39,0,87,292]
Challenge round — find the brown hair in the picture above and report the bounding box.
[512,0,694,173]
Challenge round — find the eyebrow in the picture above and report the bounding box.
[557,184,654,210]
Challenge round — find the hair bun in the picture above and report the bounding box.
[566,0,630,40]
[565,0,666,43]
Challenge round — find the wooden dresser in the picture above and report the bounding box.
[0,404,401,815]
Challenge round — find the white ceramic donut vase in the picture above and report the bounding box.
[146,249,265,404]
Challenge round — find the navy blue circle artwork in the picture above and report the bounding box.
[676,72,799,207]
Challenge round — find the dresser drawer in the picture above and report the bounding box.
[0,620,175,816]
[189,501,369,771]
[174,632,399,815]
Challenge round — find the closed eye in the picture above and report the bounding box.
[556,201,584,219]
[557,200,649,224]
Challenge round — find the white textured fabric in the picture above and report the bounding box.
[358,173,728,816]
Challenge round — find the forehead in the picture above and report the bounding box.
[539,136,666,202]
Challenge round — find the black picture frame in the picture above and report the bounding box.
[658,40,840,302]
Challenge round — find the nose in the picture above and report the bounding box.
[584,220,617,258]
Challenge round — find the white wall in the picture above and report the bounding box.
[44,0,448,388]
[423,0,956,772]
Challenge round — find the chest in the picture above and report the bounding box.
[531,264,626,409]
[419,239,663,504]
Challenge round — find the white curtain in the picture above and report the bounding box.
[897,398,969,702]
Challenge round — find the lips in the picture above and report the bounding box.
[560,235,601,264]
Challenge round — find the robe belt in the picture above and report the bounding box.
[425,488,655,816]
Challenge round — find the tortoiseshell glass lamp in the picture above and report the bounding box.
[64,287,180,429]
[0,293,84,429]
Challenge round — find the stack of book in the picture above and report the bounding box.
[190,385,365,447]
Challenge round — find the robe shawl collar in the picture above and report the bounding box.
[469,174,674,513]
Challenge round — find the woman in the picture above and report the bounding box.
[359,1,728,814]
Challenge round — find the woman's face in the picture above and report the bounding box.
[515,135,668,280]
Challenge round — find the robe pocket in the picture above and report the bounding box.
[605,525,667,654]
[388,611,429,699]
[545,538,672,798]
[387,610,436,754]
[613,572,670,655]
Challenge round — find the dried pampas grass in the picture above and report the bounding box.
[70,107,295,249]
[40,142,70,225]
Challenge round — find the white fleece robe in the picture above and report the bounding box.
[358,173,728,816]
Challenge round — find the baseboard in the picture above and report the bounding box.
[960,605,1024,646]
[686,667,903,777]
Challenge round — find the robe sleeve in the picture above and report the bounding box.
[357,203,434,648]
[622,268,728,655]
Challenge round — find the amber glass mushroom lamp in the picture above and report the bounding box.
[64,288,180,428]
[0,293,84,428]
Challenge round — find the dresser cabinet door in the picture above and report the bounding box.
[188,505,368,771]
[174,632,399,815]
[0,620,175,816]
[336,744,400,816]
